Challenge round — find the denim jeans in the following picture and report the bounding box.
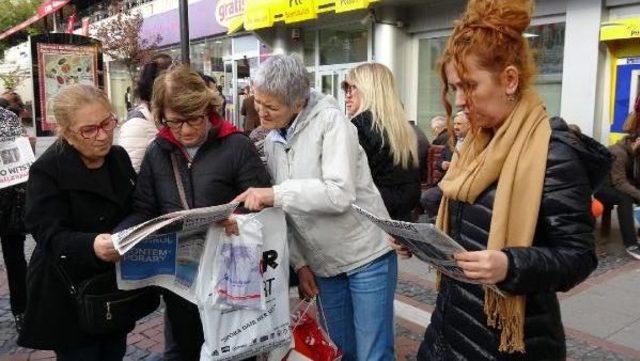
[316,251,397,361]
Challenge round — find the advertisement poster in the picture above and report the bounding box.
[120,233,177,281]
[36,43,99,132]
[0,137,36,189]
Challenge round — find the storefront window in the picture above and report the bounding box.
[416,22,566,136]
[527,22,565,117]
[416,37,448,137]
[319,23,368,65]
[304,29,316,67]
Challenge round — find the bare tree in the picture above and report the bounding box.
[93,10,162,80]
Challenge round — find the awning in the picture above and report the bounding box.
[600,17,640,42]
[0,0,70,41]
[240,0,379,32]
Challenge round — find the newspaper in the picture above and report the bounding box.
[113,202,239,254]
[0,137,35,189]
[114,207,292,360]
[114,202,238,303]
[353,204,505,294]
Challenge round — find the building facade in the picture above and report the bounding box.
[2,0,640,146]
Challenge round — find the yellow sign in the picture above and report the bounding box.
[317,0,334,13]
[244,0,273,30]
[229,0,378,33]
[335,0,368,13]
[601,17,640,41]
[281,0,317,24]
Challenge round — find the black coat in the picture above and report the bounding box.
[118,129,271,230]
[432,130,449,146]
[18,141,137,350]
[418,118,611,361]
[351,111,421,221]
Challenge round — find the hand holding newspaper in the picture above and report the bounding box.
[353,205,505,296]
[112,202,239,255]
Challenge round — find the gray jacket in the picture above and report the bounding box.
[265,91,391,278]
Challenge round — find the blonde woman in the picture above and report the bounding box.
[343,62,421,221]
[19,85,137,359]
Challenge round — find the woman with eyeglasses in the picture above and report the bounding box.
[18,84,137,360]
[116,65,270,361]
[234,55,397,361]
[343,63,421,223]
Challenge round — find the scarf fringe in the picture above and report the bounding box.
[485,288,526,353]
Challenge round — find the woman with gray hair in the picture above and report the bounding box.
[234,55,398,360]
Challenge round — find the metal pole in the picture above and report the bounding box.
[179,0,190,63]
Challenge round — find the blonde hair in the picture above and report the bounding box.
[52,84,113,140]
[346,63,418,168]
[151,65,217,125]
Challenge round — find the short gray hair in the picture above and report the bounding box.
[252,54,310,107]
[431,115,446,129]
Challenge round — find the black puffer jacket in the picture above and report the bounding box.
[417,118,612,361]
[351,110,421,221]
[118,123,271,229]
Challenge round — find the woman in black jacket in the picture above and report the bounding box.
[117,65,270,361]
[19,85,136,360]
[343,62,421,222]
[416,1,610,360]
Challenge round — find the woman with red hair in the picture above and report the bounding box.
[417,0,611,360]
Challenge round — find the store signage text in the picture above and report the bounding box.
[216,0,246,27]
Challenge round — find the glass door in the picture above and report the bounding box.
[317,65,359,116]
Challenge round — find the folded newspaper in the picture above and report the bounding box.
[353,205,505,295]
[112,202,239,255]
[112,202,238,302]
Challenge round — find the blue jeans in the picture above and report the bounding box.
[316,251,397,361]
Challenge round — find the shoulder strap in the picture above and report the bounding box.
[170,153,190,210]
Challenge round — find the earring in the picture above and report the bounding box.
[506,93,517,102]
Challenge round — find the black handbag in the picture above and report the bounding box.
[56,262,160,336]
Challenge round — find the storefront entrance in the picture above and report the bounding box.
[316,64,363,116]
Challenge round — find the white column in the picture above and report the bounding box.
[373,7,408,101]
[559,0,603,136]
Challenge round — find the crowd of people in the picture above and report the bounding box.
[1,0,640,360]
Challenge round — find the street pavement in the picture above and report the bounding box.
[1,215,639,360]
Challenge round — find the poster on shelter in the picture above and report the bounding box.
[36,43,99,131]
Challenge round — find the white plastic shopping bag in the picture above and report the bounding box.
[209,217,265,311]
[197,208,291,361]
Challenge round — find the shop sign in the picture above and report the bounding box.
[216,0,246,32]
[335,0,369,13]
[281,0,317,24]
[244,1,273,31]
[600,17,640,41]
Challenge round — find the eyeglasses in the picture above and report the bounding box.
[74,114,118,140]
[161,115,206,129]
[341,81,357,95]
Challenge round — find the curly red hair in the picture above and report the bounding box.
[439,0,537,135]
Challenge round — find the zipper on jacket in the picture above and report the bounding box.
[454,202,463,241]
[105,301,112,320]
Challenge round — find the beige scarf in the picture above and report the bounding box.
[436,91,551,353]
